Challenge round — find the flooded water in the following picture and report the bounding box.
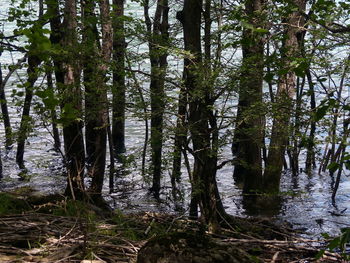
[1,0,350,241]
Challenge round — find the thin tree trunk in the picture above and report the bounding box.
[290,76,305,176]
[46,64,61,151]
[144,0,169,198]
[171,85,187,200]
[0,58,14,149]
[331,119,350,203]
[112,0,126,156]
[305,69,316,172]
[126,57,149,177]
[0,146,2,179]
[88,0,113,199]
[16,54,42,169]
[16,3,44,169]
[107,115,115,193]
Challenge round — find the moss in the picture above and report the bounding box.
[0,193,32,215]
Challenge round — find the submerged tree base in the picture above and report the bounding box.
[0,194,345,263]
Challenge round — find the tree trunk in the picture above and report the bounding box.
[305,69,316,172]
[144,0,169,198]
[171,85,187,201]
[233,0,265,196]
[88,0,113,199]
[0,58,13,149]
[112,0,126,156]
[178,0,222,233]
[60,0,86,200]
[264,0,306,192]
[46,64,61,151]
[16,4,45,169]
[16,54,41,169]
[82,0,101,180]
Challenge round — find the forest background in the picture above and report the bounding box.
[0,0,350,240]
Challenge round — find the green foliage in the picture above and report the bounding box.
[317,229,350,260]
[314,98,337,122]
[327,162,339,173]
[35,86,60,111]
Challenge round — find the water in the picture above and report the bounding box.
[1,0,350,241]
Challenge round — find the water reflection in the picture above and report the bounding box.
[242,193,282,217]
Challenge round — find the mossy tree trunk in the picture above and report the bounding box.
[233,0,266,198]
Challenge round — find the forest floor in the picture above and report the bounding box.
[0,191,347,263]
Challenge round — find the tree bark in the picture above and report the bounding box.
[264,0,306,192]
[233,0,265,196]
[178,0,223,233]
[16,54,41,169]
[144,0,169,198]
[0,57,13,149]
[88,0,113,199]
[16,4,44,169]
[60,0,86,200]
[171,84,187,201]
[112,0,126,156]
[46,64,61,151]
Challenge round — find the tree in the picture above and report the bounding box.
[144,0,169,198]
[87,0,113,200]
[0,51,15,149]
[60,0,86,199]
[112,0,126,156]
[178,0,226,232]
[232,0,266,198]
[15,1,46,169]
[264,0,306,193]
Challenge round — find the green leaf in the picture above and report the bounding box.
[327,162,339,173]
[327,237,341,251]
[254,28,269,33]
[314,105,329,122]
[315,249,325,260]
